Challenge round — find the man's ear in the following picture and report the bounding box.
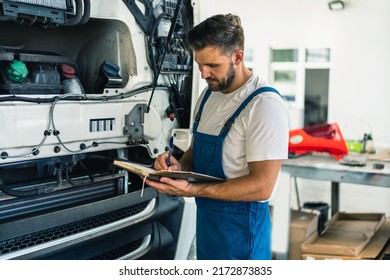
[232,49,244,65]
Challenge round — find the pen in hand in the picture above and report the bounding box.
[166,135,174,168]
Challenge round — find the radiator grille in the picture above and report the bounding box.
[0,200,150,256]
[5,0,68,10]
[90,238,145,260]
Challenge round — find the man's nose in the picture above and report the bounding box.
[200,67,211,79]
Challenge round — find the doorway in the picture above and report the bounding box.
[304,68,329,126]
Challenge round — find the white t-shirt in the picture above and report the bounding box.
[193,74,290,180]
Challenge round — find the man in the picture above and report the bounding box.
[145,14,290,260]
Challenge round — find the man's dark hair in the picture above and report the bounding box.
[187,14,245,56]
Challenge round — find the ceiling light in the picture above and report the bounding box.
[328,0,345,11]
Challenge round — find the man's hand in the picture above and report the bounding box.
[145,176,195,197]
[153,152,182,171]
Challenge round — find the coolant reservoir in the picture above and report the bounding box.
[6,60,28,82]
[60,64,85,95]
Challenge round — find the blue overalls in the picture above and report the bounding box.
[192,86,280,260]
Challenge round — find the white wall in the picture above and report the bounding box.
[194,0,390,147]
[193,0,390,216]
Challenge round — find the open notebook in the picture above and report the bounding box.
[113,160,225,183]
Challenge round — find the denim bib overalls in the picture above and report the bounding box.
[192,86,280,260]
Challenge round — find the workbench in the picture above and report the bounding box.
[271,152,390,260]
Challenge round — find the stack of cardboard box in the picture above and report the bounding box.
[272,208,390,260]
[300,212,390,260]
[288,209,319,259]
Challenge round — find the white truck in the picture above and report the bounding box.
[0,0,197,260]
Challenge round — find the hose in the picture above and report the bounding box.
[0,170,62,198]
[66,0,91,26]
[0,181,39,197]
[66,0,84,25]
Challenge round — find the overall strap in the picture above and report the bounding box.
[192,88,213,133]
[219,86,281,138]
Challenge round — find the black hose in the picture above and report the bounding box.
[0,171,62,198]
[0,182,39,197]
[66,0,84,26]
[79,160,95,184]
[66,0,91,26]
[78,0,91,25]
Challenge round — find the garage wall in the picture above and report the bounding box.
[192,0,390,216]
[194,0,390,148]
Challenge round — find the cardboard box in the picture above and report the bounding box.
[301,212,386,256]
[302,220,390,260]
[270,207,319,260]
[288,209,319,259]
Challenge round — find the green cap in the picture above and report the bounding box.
[6,60,29,82]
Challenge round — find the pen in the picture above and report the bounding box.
[166,135,174,167]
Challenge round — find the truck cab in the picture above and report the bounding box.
[0,0,196,260]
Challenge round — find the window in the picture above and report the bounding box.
[305,48,330,63]
[270,47,331,127]
[270,48,299,102]
[272,49,299,62]
[274,70,296,83]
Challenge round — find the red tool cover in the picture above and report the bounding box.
[288,123,348,159]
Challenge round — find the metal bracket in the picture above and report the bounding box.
[122,0,155,35]
[123,104,146,143]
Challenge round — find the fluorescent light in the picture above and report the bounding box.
[328,0,345,11]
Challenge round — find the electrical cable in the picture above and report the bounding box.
[147,12,171,76]
[0,84,170,104]
[48,96,129,153]
[2,101,55,159]
[79,160,94,184]
[146,0,184,113]
[0,83,174,160]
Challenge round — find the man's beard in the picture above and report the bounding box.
[207,63,236,92]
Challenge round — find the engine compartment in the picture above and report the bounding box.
[0,0,194,260]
